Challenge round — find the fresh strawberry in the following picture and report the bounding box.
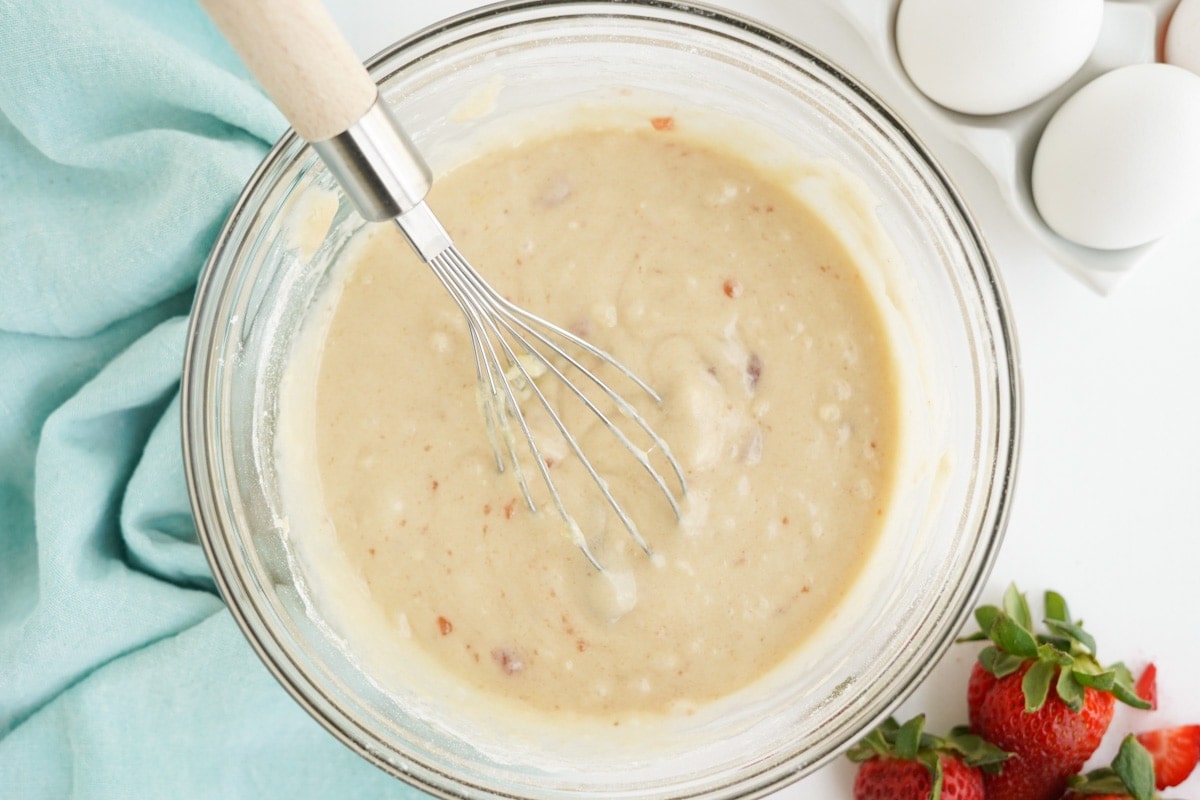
[847,715,1008,800]
[968,660,1116,800]
[1135,663,1158,711]
[853,756,981,800]
[1136,725,1200,789]
[959,586,1150,800]
[1063,733,1166,800]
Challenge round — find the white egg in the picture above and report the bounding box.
[896,0,1103,115]
[1031,63,1200,251]
[1166,0,1200,76]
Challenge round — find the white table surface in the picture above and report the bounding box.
[324,1,1200,795]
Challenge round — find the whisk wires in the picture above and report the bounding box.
[419,236,688,571]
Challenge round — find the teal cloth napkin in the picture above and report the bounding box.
[1,1,424,796]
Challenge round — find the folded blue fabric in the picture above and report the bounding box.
[1,1,422,796]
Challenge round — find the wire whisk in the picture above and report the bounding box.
[200,0,687,569]
[427,242,687,570]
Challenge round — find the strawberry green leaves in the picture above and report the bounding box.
[1068,735,1162,800]
[959,585,1151,713]
[846,715,1008,770]
[1022,659,1058,712]
[1112,735,1159,800]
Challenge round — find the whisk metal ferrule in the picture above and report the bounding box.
[311,93,432,223]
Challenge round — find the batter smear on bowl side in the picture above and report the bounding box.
[286,123,901,720]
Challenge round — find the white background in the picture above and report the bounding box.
[323,1,1200,795]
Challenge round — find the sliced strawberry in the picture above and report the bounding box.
[1135,663,1158,711]
[1136,724,1200,789]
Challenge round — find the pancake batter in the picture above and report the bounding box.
[292,122,900,719]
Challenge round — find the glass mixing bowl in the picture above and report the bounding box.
[182,1,1020,797]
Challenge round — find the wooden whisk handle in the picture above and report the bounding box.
[199,0,434,226]
[198,0,376,142]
